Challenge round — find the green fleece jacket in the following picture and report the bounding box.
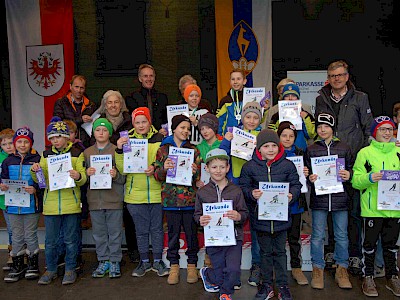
[0,150,9,210]
[352,139,400,218]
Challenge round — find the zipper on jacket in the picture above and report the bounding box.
[368,192,371,210]
[18,154,24,215]
[267,165,274,234]
[129,177,133,194]
[147,176,150,204]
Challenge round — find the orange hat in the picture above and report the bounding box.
[132,107,151,125]
[183,84,202,102]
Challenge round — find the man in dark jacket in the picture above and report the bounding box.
[315,60,374,275]
[53,75,97,148]
[125,64,168,135]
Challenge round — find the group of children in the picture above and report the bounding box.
[1,68,400,300]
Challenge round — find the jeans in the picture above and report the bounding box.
[44,214,80,272]
[311,209,349,269]
[2,210,12,245]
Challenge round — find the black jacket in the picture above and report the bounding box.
[125,86,168,130]
[304,137,354,211]
[239,146,302,233]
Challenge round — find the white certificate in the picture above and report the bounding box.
[203,200,236,247]
[90,155,112,190]
[243,87,266,115]
[286,156,308,193]
[377,170,400,210]
[47,153,76,192]
[3,179,30,208]
[258,182,289,221]
[278,100,302,130]
[124,139,148,173]
[200,163,210,185]
[231,127,256,161]
[311,155,344,195]
[167,104,189,135]
[166,146,194,186]
[81,112,101,137]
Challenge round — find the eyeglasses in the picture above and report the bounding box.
[327,73,348,79]
[377,127,394,133]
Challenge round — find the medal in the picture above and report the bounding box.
[235,114,241,121]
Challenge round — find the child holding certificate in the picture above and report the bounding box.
[277,121,309,285]
[31,117,87,286]
[268,83,316,151]
[304,113,353,290]
[352,116,400,297]
[83,118,125,278]
[115,107,167,278]
[1,127,42,282]
[154,114,201,285]
[194,149,248,300]
[239,129,302,300]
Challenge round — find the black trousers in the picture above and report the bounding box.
[288,213,302,268]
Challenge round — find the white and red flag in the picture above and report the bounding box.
[6,0,74,153]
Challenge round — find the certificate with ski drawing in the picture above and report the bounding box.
[258,182,289,221]
[47,153,75,192]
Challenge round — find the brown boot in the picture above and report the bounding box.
[292,268,308,285]
[187,264,198,283]
[167,264,180,285]
[362,276,378,297]
[311,267,324,289]
[335,266,352,289]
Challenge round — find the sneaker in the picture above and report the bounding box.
[374,265,385,278]
[109,262,121,278]
[254,284,274,300]
[62,270,77,285]
[362,276,378,297]
[324,252,336,269]
[248,264,261,286]
[348,257,363,276]
[38,271,57,285]
[152,260,169,277]
[131,261,152,277]
[199,267,220,293]
[278,286,293,300]
[386,275,400,297]
[219,294,232,300]
[92,261,110,278]
[234,280,242,290]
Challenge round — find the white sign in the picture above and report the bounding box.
[167,104,189,135]
[278,100,302,130]
[231,127,256,161]
[47,152,76,191]
[3,179,30,207]
[200,163,210,185]
[203,200,236,247]
[258,182,289,221]
[90,155,112,189]
[286,156,308,193]
[377,170,400,210]
[124,139,148,173]
[311,155,343,195]
[243,87,266,115]
[166,147,194,186]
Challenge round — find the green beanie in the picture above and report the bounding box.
[93,118,113,136]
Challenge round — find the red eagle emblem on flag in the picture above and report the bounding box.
[29,52,62,89]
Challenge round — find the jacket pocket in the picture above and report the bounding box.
[72,189,78,203]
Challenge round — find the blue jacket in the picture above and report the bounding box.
[239,145,302,233]
[284,145,306,215]
[1,150,42,214]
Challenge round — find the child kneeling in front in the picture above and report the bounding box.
[239,129,302,300]
[194,149,248,300]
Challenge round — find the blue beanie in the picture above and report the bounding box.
[282,83,300,99]
[13,126,34,146]
[46,116,70,140]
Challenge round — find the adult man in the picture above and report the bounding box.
[125,64,168,135]
[315,60,374,276]
[53,75,97,148]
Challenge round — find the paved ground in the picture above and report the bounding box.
[0,250,398,300]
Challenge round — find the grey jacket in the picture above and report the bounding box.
[315,82,374,156]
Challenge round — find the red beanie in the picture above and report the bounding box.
[132,107,151,125]
[183,84,202,102]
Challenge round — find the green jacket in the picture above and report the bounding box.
[0,150,9,210]
[352,139,400,218]
[115,126,163,205]
[196,138,222,162]
[31,142,87,215]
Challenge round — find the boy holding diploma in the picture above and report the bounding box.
[194,148,248,300]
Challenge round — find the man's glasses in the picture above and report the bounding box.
[327,73,348,79]
[377,127,393,133]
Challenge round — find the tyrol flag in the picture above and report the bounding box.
[6,0,74,153]
[215,0,273,104]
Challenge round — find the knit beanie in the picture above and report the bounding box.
[241,101,262,124]
[183,84,202,102]
[277,121,298,140]
[171,114,191,132]
[46,116,70,140]
[371,116,396,138]
[315,113,335,131]
[282,83,300,99]
[93,118,113,136]
[256,129,280,150]
[13,126,34,147]
[132,107,152,125]
[198,113,219,134]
